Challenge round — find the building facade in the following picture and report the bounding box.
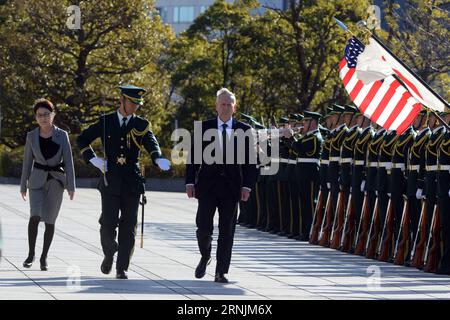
[155,0,287,34]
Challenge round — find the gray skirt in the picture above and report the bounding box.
[29,178,64,224]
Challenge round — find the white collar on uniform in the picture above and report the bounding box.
[117,109,134,126]
[217,116,233,131]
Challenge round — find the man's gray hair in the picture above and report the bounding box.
[216,88,236,104]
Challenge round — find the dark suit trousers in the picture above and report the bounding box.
[99,190,140,271]
[196,180,239,274]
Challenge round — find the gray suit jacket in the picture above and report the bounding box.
[20,126,76,193]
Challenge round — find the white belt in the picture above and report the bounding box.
[439,165,450,171]
[354,160,365,166]
[297,158,320,164]
[320,160,329,165]
[409,165,420,171]
[368,162,378,168]
[379,162,392,169]
[271,158,280,163]
[329,157,341,162]
[426,165,438,171]
[391,163,405,170]
[288,159,297,164]
[340,158,353,164]
[280,158,290,163]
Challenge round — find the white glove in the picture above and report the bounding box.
[327,182,331,190]
[387,193,391,198]
[448,189,450,197]
[155,158,171,171]
[360,180,366,192]
[416,189,423,200]
[90,157,107,172]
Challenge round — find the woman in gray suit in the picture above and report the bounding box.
[20,99,76,271]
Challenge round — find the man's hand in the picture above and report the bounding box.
[155,158,171,171]
[21,191,27,201]
[241,188,251,202]
[68,190,75,200]
[360,180,366,192]
[186,184,195,198]
[89,157,107,172]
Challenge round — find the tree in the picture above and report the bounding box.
[0,0,174,148]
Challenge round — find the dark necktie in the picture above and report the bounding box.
[121,117,127,130]
[222,123,228,164]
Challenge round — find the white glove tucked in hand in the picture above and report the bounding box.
[155,158,171,171]
[416,188,423,200]
[448,189,450,197]
[326,182,331,190]
[90,157,107,172]
[360,180,366,192]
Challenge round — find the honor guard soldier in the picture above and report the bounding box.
[389,123,416,241]
[277,116,293,236]
[285,113,304,238]
[340,113,373,253]
[402,110,430,265]
[76,84,171,279]
[436,111,450,274]
[419,112,443,237]
[287,111,323,240]
[364,124,386,258]
[254,121,270,231]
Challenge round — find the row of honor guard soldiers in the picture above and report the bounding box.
[237,105,450,275]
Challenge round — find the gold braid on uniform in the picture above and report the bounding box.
[128,122,151,153]
[395,134,414,157]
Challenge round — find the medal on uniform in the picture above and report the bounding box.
[117,156,127,165]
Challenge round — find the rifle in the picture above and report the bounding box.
[393,196,410,265]
[378,198,395,261]
[340,194,355,252]
[330,190,346,249]
[365,197,380,259]
[309,190,325,244]
[140,163,147,248]
[318,191,333,247]
[354,192,370,255]
[423,204,441,273]
[410,199,427,268]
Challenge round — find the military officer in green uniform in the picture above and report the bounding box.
[76,84,171,279]
[286,111,323,240]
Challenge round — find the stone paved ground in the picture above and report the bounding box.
[1,184,449,300]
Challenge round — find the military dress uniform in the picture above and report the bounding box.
[389,126,416,242]
[437,122,450,274]
[278,119,293,236]
[289,111,323,240]
[420,125,446,235]
[403,122,430,263]
[76,85,165,278]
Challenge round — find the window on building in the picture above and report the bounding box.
[173,6,194,23]
[155,6,168,23]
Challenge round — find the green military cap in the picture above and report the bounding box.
[440,110,450,117]
[253,122,266,129]
[118,84,146,105]
[289,113,303,121]
[303,111,322,121]
[419,109,427,116]
[343,104,358,114]
[279,116,289,124]
[240,113,256,123]
[324,104,344,118]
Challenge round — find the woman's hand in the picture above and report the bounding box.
[21,191,27,201]
[68,190,75,200]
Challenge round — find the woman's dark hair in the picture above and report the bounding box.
[33,98,54,114]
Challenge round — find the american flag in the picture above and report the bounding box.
[339,37,422,134]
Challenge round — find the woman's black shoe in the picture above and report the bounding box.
[40,257,48,271]
[23,256,35,268]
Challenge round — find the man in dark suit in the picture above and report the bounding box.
[185,88,258,283]
[77,84,171,279]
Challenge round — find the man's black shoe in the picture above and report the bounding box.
[195,257,211,279]
[214,272,229,283]
[116,270,128,279]
[101,254,114,274]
